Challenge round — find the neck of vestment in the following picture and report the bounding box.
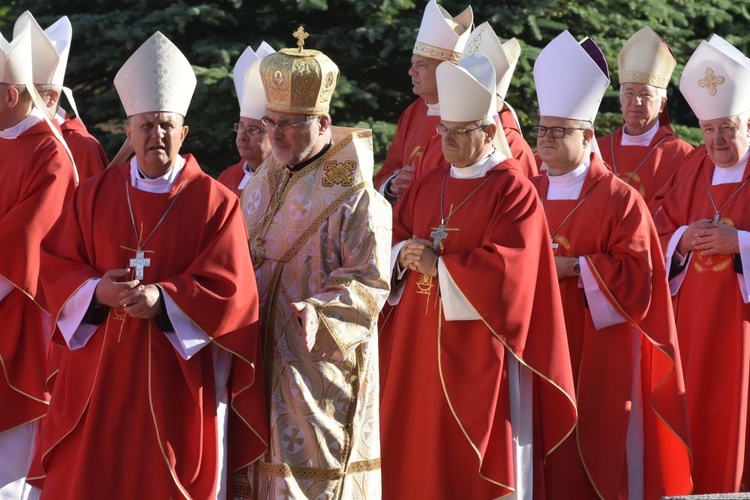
[129,155,186,192]
[287,142,332,173]
[621,120,659,146]
[450,149,504,178]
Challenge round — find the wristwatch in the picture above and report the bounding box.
[572,258,581,276]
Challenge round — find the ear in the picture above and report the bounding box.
[3,85,20,108]
[318,114,331,133]
[123,120,132,141]
[179,124,189,143]
[659,96,667,114]
[582,128,595,145]
[484,122,498,144]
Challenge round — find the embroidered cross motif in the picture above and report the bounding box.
[293,26,309,52]
[698,68,725,96]
[322,160,356,187]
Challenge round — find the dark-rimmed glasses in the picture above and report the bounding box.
[435,123,485,137]
[532,126,587,138]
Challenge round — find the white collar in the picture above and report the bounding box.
[55,108,67,126]
[129,155,186,193]
[450,149,506,179]
[547,160,590,187]
[621,120,659,146]
[0,107,45,139]
[237,161,255,190]
[712,148,749,185]
[425,101,441,116]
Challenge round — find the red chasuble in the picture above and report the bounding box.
[30,156,267,499]
[654,149,750,493]
[373,98,440,191]
[597,123,693,213]
[381,160,577,499]
[0,120,76,433]
[217,159,246,194]
[61,116,108,182]
[532,154,692,500]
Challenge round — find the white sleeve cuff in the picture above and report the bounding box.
[438,258,480,321]
[580,258,627,330]
[59,279,100,349]
[0,276,13,303]
[737,230,750,303]
[160,287,211,360]
[665,226,690,296]
[387,241,408,306]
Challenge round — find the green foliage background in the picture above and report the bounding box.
[2,0,748,176]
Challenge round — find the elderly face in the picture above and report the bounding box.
[619,82,665,135]
[536,116,593,174]
[235,116,271,171]
[408,55,441,104]
[700,114,750,168]
[438,120,495,168]
[262,110,327,166]
[125,112,187,178]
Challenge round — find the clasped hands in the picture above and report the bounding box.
[678,218,739,256]
[95,268,162,319]
[398,237,438,278]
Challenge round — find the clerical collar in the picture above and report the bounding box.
[621,120,659,147]
[55,108,67,126]
[425,101,441,116]
[450,149,506,179]
[0,107,45,139]
[129,155,186,193]
[712,148,750,185]
[546,160,590,200]
[237,161,255,190]
[287,142,332,173]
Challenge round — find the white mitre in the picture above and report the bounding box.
[437,53,496,122]
[413,0,473,64]
[233,41,275,120]
[114,32,197,117]
[14,11,70,86]
[534,30,610,123]
[463,22,521,102]
[0,17,32,85]
[680,34,750,121]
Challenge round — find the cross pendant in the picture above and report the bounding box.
[129,249,151,280]
[713,212,721,223]
[430,219,458,252]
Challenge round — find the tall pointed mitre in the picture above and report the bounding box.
[679,35,750,121]
[14,11,70,87]
[413,0,473,64]
[259,27,338,115]
[463,21,521,102]
[114,32,197,117]
[437,52,496,122]
[0,18,32,85]
[534,31,610,123]
[617,27,675,89]
[233,41,275,120]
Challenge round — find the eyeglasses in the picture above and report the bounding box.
[260,115,317,133]
[532,126,588,138]
[435,123,485,137]
[233,123,265,136]
[620,91,658,103]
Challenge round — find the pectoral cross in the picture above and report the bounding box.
[430,219,458,252]
[123,247,153,280]
[713,212,721,223]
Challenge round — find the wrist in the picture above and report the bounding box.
[572,257,581,277]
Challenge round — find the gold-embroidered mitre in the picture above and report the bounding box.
[259,27,339,115]
[617,27,676,89]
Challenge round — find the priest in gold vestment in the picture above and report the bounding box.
[236,28,391,499]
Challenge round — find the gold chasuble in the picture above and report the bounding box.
[240,127,391,498]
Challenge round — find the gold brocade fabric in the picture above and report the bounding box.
[239,127,391,499]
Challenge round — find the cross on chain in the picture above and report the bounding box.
[292,26,309,52]
[430,220,458,252]
[129,249,152,280]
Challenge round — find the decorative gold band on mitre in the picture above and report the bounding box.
[413,41,461,64]
[259,458,381,479]
[260,47,339,115]
[619,71,670,89]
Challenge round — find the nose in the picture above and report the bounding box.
[408,64,418,77]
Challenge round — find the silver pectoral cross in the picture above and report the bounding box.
[430,219,458,252]
[129,249,152,280]
[713,212,721,223]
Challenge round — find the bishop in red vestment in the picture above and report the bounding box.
[532,31,692,500]
[28,32,267,499]
[597,28,693,212]
[60,114,107,181]
[381,53,577,500]
[653,36,750,493]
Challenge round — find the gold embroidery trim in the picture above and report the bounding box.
[259,458,381,479]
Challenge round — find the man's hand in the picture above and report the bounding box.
[291,301,318,351]
[554,256,579,280]
[399,237,438,277]
[677,218,714,254]
[388,164,417,199]
[94,269,140,309]
[693,221,740,256]
[120,284,162,319]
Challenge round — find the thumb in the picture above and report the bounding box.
[290,301,306,313]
